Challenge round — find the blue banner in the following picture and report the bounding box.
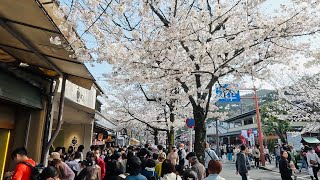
[215,84,241,102]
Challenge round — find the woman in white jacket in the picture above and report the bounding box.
[307,147,320,180]
[161,159,182,180]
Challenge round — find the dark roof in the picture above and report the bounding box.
[223,110,256,123]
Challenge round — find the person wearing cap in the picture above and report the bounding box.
[187,152,206,180]
[48,152,75,180]
[126,156,147,180]
[76,158,101,180]
[167,146,179,166]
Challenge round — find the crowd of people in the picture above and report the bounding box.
[7,141,320,180]
[3,142,224,180]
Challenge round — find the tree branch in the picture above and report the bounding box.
[149,3,170,27]
[139,84,158,101]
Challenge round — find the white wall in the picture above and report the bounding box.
[58,79,96,110]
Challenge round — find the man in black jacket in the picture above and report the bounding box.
[236,145,250,180]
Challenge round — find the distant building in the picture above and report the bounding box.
[217,110,310,145]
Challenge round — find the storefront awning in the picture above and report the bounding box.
[0,0,94,89]
[94,111,117,132]
[301,137,320,144]
[0,70,42,109]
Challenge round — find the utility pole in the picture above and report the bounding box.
[254,86,265,166]
[189,128,193,152]
[215,119,220,156]
[240,87,265,166]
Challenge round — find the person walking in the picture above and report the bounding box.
[4,147,36,180]
[76,158,101,180]
[226,145,232,161]
[161,159,182,180]
[236,145,250,180]
[204,160,225,180]
[204,142,219,176]
[141,159,159,180]
[187,152,206,180]
[48,152,75,180]
[279,151,293,180]
[66,151,81,175]
[275,145,281,168]
[40,166,60,180]
[94,148,106,180]
[264,146,271,164]
[155,154,166,177]
[300,145,308,173]
[77,145,85,161]
[157,145,167,159]
[126,156,147,180]
[252,145,260,168]
[183,170,198,180]
[307,147,320,180]
[167,147,179,167]
[105,152,124,180]
[178,144,187,166]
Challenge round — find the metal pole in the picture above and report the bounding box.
[254,86,265,166]
[215,119,220,156]
[189,128,193,152]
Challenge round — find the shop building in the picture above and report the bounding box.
[0,0,97,176]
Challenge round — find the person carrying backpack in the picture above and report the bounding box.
[141,159,159,180]
[204,143,219,177]
[4,147,38,180]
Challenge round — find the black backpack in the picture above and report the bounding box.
[20,162,41,180]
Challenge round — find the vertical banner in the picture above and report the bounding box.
[249,134,255,147]
[241,130,248,139]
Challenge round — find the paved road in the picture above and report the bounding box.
[220,162,311,180]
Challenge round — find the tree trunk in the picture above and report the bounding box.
[275,129,286,143]
[193,105,206,164]
[167,126,174,151]
[154,129,159,145]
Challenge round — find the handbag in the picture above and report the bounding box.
[310,160,318,166]
[310,153,318,166]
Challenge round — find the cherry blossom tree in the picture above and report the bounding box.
[53,0,320,158]
[102,85,186,146]
[277,73,320,133]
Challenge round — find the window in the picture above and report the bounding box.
[243,117,253,125]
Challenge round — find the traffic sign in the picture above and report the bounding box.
[215,84,240,102]
[186,118,195,128]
